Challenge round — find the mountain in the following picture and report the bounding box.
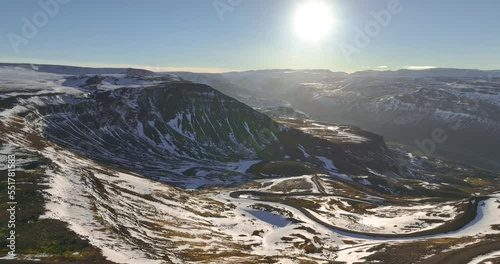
[1,64,500,264]
[3,65,395,188]
[175,68,500,170]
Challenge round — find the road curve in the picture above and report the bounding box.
[230,190,490,239]
[311,175,327,194]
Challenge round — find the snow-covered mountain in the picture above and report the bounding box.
[2,64,500,264]
[174,68,500,170]
[0,64,394,188]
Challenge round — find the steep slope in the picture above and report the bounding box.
[33,84,393,187]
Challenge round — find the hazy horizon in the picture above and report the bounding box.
[3,60,500,75]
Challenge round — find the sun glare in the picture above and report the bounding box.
[294,1,335,42]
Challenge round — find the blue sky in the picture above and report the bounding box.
[1,0,499,72]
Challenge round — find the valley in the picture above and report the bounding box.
[0,64,499,263]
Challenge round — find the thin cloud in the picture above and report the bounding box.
[141,66,236,73]
[405,65,437,70]
[376,66,388,69]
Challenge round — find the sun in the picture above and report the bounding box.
[294,1,335,42]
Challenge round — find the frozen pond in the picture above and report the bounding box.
[246,210,291,227]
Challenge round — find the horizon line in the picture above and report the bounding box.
[0,60,499,75]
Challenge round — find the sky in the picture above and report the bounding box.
[1,0,499,73]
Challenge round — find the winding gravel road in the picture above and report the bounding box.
[230,187,489,239]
